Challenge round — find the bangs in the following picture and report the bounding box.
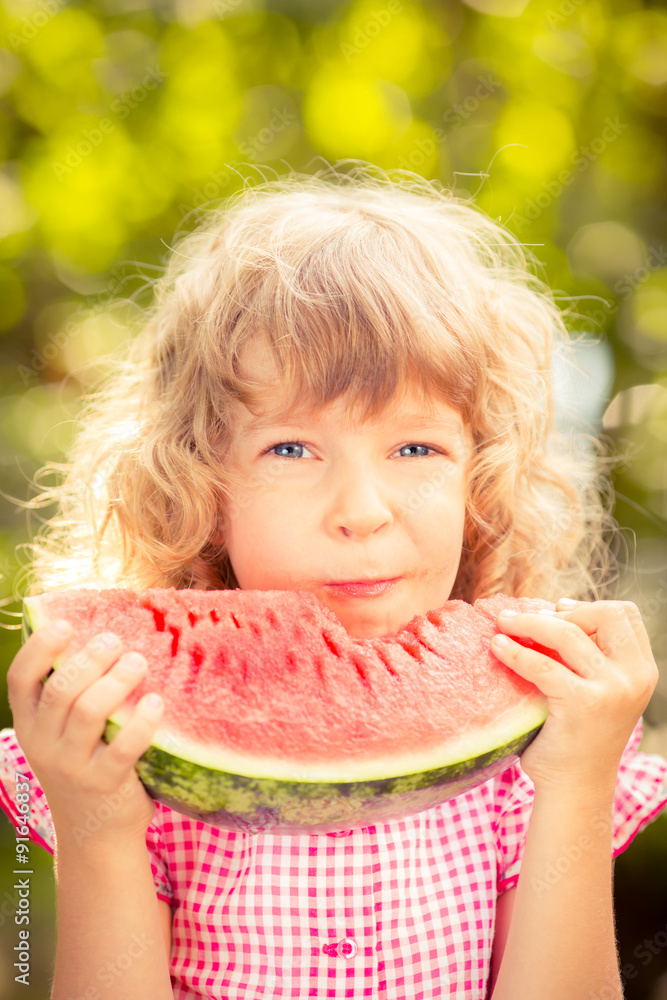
[213,210,481,426]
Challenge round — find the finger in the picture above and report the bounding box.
[555,599,647,665]
[496,610,603,679]
[59,652,154,767]
[93,688,165,786]
[33,632,126,746]
[491,632,588,699]
[553,600,597,639]
[557,597,654,665]
[6,622,74,735]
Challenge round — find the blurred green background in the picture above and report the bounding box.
[0,0,666,996]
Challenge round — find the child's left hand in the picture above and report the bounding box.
[492,598,659,796]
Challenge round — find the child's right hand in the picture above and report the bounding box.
[7,621,164,850]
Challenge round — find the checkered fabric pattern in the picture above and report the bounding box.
[2,719,666,999]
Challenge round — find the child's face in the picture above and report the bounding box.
[222,345,473,639]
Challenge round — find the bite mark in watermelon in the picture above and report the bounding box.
[21,588,557,834]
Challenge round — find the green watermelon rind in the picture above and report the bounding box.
[103,717,542,834]
[22,592,547,835]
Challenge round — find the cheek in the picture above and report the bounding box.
[408,483,467,556]
[402,468,466,520]
[225,497,310,590]
[227,495,296,555]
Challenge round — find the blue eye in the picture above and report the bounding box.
[267,441,306,459]
[399,444,433,458]
[262,441,443,460]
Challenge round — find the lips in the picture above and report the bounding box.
[323,577,402,598]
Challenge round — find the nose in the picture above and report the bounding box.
[327,463,393,538]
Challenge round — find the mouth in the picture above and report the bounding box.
[323,577,403,598]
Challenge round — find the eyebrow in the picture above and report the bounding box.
[240,411,464,438]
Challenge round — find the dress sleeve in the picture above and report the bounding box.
[494,716,667,896]
[145,802,174,907]
[0,727,56,855]
[0,727,173,905]
[493,761,534,896]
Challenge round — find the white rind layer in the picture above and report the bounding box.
[107,699,547,782]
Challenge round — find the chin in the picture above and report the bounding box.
[327,607,410,641]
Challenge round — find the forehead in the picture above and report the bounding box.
[238,401,465,434]
[231,336,468,439]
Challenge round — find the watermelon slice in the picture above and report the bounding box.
[21,588,555,834]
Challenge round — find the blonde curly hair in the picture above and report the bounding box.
[14,162,623,606]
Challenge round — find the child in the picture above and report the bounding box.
[2,163,666,1000]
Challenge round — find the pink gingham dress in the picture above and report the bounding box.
[2,720,666,999]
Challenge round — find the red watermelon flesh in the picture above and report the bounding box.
[22,587,555,832]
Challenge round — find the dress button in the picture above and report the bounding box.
[337,938,357,958]
[322,937,358,959]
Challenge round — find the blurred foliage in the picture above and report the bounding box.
[0,0,666,996]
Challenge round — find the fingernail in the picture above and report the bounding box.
[538,609,556,615]
[499,609,518,618]
[143,693,163,712]
[493,634,511,647]
[99,632,120,649]
[123,652,146,671]
[51,620,71,637]
[558,598,577,606]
